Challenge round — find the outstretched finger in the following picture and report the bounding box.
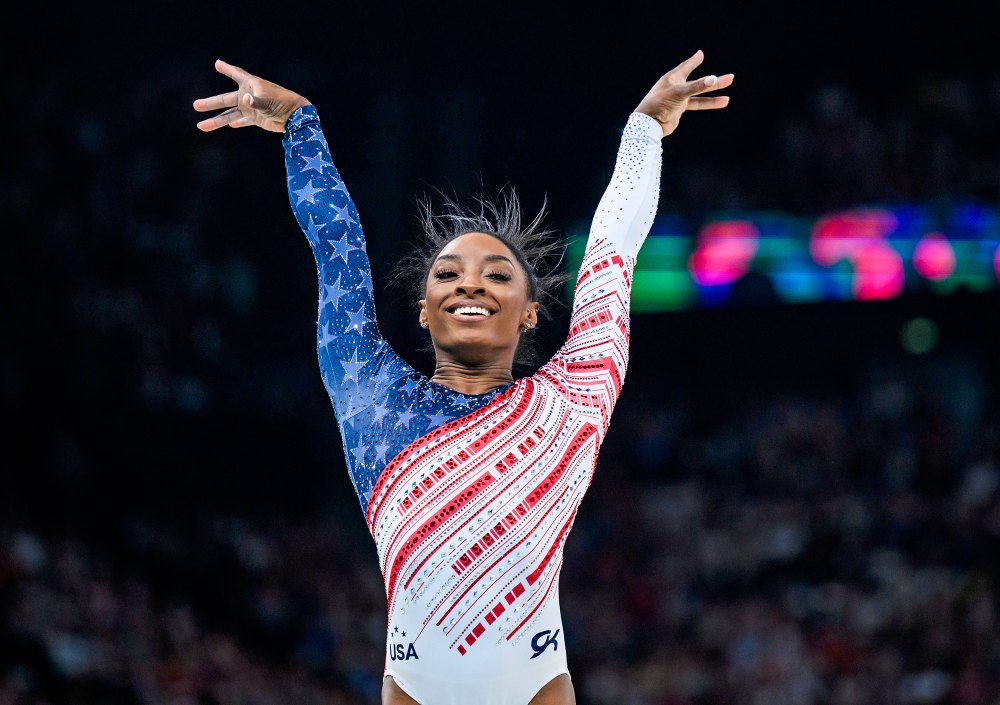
[214,59,251,83]
[670,50,705,81]
[193,91,239,113]
[229,117,254,128]
[684,72,735,97]
[196,107,243,132]
[687,95,731,110]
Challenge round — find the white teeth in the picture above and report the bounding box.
[453,306,492,316]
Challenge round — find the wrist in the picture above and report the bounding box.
[284,102,319,137]
[627,111,665,141]
[633,105,666,136]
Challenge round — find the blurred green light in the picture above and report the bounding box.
[900,317,938,354]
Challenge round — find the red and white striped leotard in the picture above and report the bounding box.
[368,112,663,704]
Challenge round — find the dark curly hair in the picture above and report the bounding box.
[388,185,569,372]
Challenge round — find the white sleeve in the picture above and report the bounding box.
[584,112,663,261]
[538,112,663,437]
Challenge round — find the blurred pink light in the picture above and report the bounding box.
[810,208,898,264]
[809,208,903,300]
[853,241,904,300]
[688,220,760,286]
[913,232,956,281]
[995,245,1000,283]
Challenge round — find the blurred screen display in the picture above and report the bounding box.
[564,201,1000,311]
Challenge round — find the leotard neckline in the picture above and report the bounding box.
[425,378,516,398]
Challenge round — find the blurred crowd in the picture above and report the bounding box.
[3,54,1000,705]
[4,355,999,704]
[661,74,1000,217]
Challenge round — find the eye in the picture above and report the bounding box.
[433,269,458,279]
[486,270,512,281]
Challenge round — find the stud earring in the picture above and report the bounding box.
[420,321,428,329]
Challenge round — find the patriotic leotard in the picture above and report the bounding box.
[284,105,662,705]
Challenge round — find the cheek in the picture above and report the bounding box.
[423,282,443,309]
[506,283,532,309]
[497,290,530,322]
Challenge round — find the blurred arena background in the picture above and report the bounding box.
[4,1,1000,703]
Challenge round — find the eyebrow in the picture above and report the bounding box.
[434,253,515,265]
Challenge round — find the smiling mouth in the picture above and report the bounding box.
[446,305,495,320]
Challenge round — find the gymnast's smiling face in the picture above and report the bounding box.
[419,232,539,367]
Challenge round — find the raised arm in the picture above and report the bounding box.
[544,51,734,434]
[193,61,407,426]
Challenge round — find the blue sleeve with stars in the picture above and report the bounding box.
[283,105,418,508]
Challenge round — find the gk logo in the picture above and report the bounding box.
[529,629,560,659]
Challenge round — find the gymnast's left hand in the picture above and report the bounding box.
[192,59,311,133]
[634,50,734,137]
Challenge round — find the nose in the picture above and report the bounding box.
[454,271,486,295]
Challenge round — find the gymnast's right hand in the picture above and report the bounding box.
[193,59,311,134]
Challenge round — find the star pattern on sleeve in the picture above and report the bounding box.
[340,349,365,384]
[425,410,452,428]
[304,125,328,148]
[283,104,513,516]
[332,203,359,226]
[358,267,373,294]
[318,323,338,348]
[322,274,348,310]
[345,307,369,334]
[373,440,391,465]
[372,402,390,425]
[294,180,324,206]
[301,151,334,174]
[373,364,394,393]
[305,214,325,244]
[396,408,417,428]
[328,233,358,264]
[351,441,368,465]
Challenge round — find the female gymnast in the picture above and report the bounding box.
[193,51,733,705]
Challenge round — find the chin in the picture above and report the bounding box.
[438,332,512,363]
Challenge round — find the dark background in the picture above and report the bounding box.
[4,1,1000,704]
